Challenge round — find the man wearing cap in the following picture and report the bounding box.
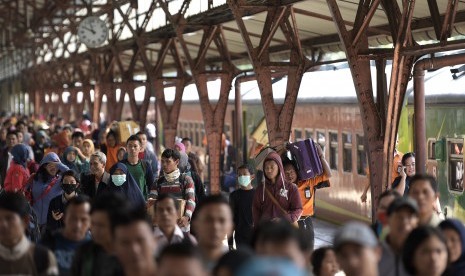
[333,222,381,276]
[379,197,419,276]
[0,192,58,275]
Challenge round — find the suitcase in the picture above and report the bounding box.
[287,139,323,180]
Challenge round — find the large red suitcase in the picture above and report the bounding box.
[287,139,323,180]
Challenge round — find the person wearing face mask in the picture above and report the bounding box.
[46,170,80,234]
[228,164,255,250]
[106,162,146,209]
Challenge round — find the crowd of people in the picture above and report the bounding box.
[0,113,464,276]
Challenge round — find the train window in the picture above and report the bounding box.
[305,129,313,140]
[428,138,436,160]
[329,132,338,170]
[343,133,352,172]
[294,129,303,141]
[189,122,195,146]
[200,123,205,147]
[448,139,464,194]
[357,134,367,175]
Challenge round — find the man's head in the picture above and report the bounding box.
[376,190,401,226]
[63,195,91,241]
[237,164,253,189]
[91,192,130,249]
[181,138,192,154]
[157,244,207,276]
[252,220,309,269]
[161,149,181,174]
[0,192,29,248]
[61,170,80,196]
[6,130,18,149]
[90,152,106,176]
[192,195,233,251]
[113,208,157,273]
[387,197,419,249]
[136,131,148,150]
[408,174,439,220]
[333,222,381,276]
[71,131,85,148]
[154,194,179,231]
[15,120,26,134]
[126,135,142,159]
[283,160,298,184]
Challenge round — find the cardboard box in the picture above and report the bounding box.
[113,121,140,144]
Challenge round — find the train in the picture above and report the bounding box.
[101,63,465,224]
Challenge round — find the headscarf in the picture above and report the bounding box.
[62,146,80,174]
[175,142,186,153]
[439,219,465,276]
[178,151,191,173]
[11,144,29,168]
[82,139,95,157]
[107,162,145,209]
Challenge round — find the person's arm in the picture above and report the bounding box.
[360,181,370,203]
[144,160,156,194]
[228,193,235,249]
[393,169,407,196]
[150,153,159,180]
[316,143,331,177]
[182,176,196,222]
[287,184,303,222]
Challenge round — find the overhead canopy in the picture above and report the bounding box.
[0,0,464,83]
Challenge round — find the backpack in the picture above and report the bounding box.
[187,171,206,204]
[156,173,188,199]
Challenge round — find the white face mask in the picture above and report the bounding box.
[238,175,251,187]
[111,175,126,186]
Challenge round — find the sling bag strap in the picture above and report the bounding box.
[264,187,299,227]
[34,176,59,205]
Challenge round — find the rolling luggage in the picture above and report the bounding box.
[287,139,323,180]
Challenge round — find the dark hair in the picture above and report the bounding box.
[91,192,132,231]
[157,243,204,264]
[251,220,309,252]
[106,130,117,140]
[213,248,254,276]
[403,226,448,275]
[6,130,18,138]
[181,137,192,143]
[237,164,253,174]
[161,148,181,161]
[191,194,230,222]
[0,192,29,218]
[155,194,179,211]
[311,247,335,276]
[401,152,415,166]
[61,170,80,184]
[377,189,401,207]
[15,120,26,127]
[71,131,85,140]
[409,174,438,193]
[64,195,91,213]
[135,131,146,137]
[126,134,142,145]
[111,207,150,234]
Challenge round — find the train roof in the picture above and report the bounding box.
[157,61,465,105]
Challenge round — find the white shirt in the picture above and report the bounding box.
[154,225,196,254]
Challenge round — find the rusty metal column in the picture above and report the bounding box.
[413,69,426,173]
[234,77,243,169]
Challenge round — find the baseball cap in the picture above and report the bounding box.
[333,222,378,250]
[387,197,419,216]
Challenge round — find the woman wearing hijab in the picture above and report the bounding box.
[178,151,191,173]
[79,139,95,174]
[62,146,83,175]
[24,152,69,233]
[252,151,302,226]
[439,219,465,276]
[174,142,186,153]
[106,162,145,209]
[4,144,30,192]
